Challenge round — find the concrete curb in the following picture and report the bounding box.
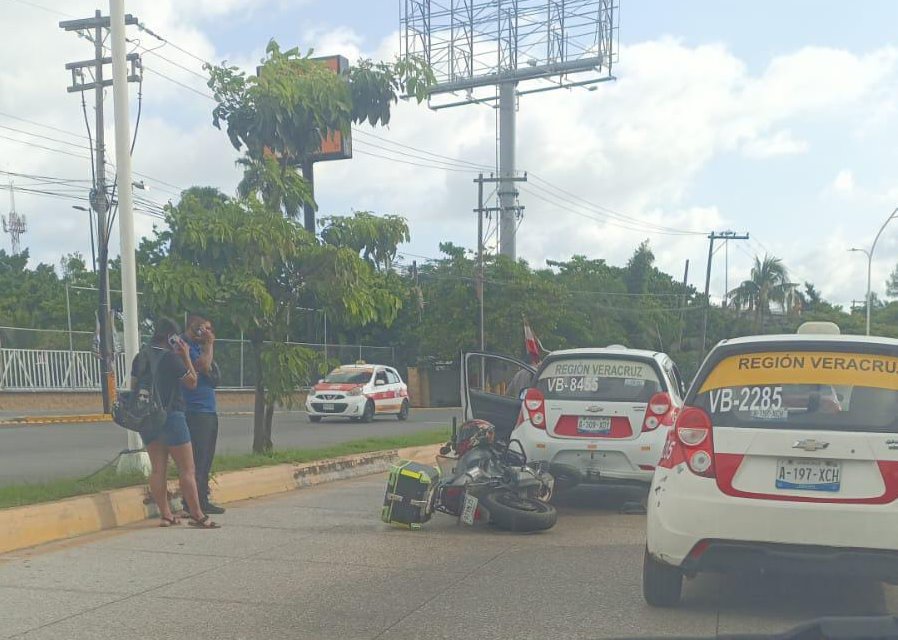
[0,414,112,426]
[0,443,442,555]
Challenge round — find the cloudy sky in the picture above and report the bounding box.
[2,0,898,307]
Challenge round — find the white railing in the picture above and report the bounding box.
[0,342,398,391]
[0,348,128,391]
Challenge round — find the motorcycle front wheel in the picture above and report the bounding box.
[480,489,558,532]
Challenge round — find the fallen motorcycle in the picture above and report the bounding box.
[382,419,557,533]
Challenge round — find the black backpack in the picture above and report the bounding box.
[112,346,168,436]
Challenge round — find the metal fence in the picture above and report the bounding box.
[0,328,396,391]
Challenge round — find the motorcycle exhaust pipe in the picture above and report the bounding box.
[548,463,583,491]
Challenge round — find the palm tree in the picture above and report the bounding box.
[727,255,790,329]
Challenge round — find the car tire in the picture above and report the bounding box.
[397,400,410,421]
[308,415,322,423]
[642,547,683,607]
[479,490,557,532]
[360,400,375,423]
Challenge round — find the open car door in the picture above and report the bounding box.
[461,352,536,441]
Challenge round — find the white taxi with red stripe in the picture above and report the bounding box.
[644,323,898,607]
[461,348,687,486]
[306,364,410,423]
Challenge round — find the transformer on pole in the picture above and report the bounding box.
[401,0,619,258]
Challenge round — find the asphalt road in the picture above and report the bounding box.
[0,408,459,485]
[1,475,895,639]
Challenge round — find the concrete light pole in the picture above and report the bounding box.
[110,0,150,475]
[850,206,898,336]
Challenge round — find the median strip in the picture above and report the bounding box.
[0,429,446,555]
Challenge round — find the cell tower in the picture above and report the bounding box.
[401,0,619,258]
[2,182,27,254]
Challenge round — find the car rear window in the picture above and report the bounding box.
[536,357,663,402]
[692,349,898,433]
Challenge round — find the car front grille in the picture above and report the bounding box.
[311,402,349,413]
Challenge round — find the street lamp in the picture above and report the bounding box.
[72,205,97,272]
[849,206,898,336]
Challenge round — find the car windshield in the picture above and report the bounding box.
[323,368,372,384]
[693,349,898,432]
[536,356,663,402]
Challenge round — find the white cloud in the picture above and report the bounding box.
[3,5,898,313]
[742,130,809,158]
[832,169,856,194]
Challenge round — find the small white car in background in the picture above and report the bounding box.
[644,323,898,607]
[306,364,410,423]
[461,347,688,487]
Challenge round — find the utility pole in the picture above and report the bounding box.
[110,0,149,474]
[676,259,689,350]
[701,231,750,355]
[476,174,485,353]
[60,10,138,415]
[474,173,528,351]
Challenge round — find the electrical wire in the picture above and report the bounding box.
[0,110,89,141]
[0,124,91,150]
[80,91,97,189]
[0,133,92,161]
[144,66,215,100]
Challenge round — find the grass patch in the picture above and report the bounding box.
[0,427,448,510]
[211,428,448,473]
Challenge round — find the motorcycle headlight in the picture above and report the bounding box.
[348,386,364,396]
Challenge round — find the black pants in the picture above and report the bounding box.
[186,412,219,505]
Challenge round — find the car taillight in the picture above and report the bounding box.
[675,406,715,477]
[523,388,546,430]
[642,392,674,432]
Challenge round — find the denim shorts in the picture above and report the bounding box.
[141,410,191,448]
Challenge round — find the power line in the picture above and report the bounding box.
[2,0,73,17]
[136,22,213,68]
[144,65,215,100]
[353,147,478,173]
[0,123,91,150]
[528,173,706,236]
[0,133,92,161]
[0,110,89,141]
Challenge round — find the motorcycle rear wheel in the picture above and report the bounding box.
[480,490,557,532]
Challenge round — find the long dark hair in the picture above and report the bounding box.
[152,317,181,346]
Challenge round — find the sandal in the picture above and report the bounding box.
[188,515,220,529]
[159,515,181,527]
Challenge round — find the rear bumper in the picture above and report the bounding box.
[681,541,898,582]
[647,465,898,569]
[511,422,670,485]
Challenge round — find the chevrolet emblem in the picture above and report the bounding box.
[585,406,604,413]
[793,439,829,452]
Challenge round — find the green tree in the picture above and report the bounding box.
[728,255,791,329]
[887,264,898,298]
[144,189,403,453]
[207,40,433,218]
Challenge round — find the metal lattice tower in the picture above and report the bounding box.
[2,183,26,254]
[401,0,619,258]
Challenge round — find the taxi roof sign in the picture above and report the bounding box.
[797,321,841,335]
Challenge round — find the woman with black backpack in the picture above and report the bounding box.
[133,318,219,529]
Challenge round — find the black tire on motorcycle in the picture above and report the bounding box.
[479,490,557,532]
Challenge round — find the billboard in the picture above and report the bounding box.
[311,55,352,162]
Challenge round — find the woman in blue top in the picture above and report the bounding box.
[132,318,219,529]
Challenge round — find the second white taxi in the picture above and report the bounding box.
[306,363,410,423]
